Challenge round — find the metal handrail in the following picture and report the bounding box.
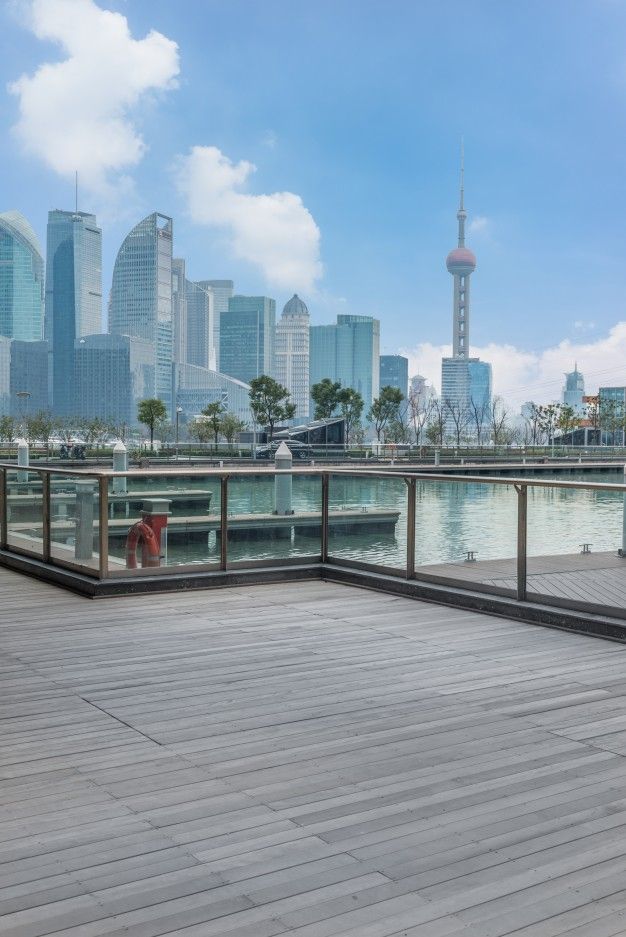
[1,462,625,619]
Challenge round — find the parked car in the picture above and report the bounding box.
[255,439,312,460]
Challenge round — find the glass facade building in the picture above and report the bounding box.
[275,294,310,420]
[197,280,233,371]
[45,210,102,416]
[74,334,154,426]
[441,356,492,439]
[174,363,252,425]
[109,213,173,416]
[310,314,380,415]
[171,258,187,366]
[0,211,44,342]
[0,337,10,416]
[563,365,585,414]
[220,295,275,384]
[379,355,409,396]
[186,281,215,371]
[9,340,49,417]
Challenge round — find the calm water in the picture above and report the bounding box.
[110,469,626,570]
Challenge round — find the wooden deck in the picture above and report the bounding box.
[421,550,626,609]
[4,571,626,935]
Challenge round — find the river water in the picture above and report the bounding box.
[112,469,626,571]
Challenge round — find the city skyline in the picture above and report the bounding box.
[4,1,626,407]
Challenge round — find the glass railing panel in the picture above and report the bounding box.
[106,473,222,575]
[226,472,322,565]
[327,473,406,571]
[413,479,517,595]
[526,480,625,614]
[5,469,44,557]
[49,473,100,574]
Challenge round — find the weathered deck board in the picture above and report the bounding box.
[2,567,626,935]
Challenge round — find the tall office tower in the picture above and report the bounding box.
[379,355,409,396]
[10,340,49,416]
[186,281,215,370]
[109,213,173,416]
[171,258,187,365]
[45,209,102,415]
[197,280,233,371]
[220,295,275,384]
[74,334,154,425]
[0,337,10,414]
[0,211,44,341]
[440,147,492,436]
[309,314,380,415]
[275,294,310,420]
[563,364,585,414]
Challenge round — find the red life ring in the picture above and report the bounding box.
[125,520,160,569]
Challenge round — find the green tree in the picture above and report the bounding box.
[221,412,246,444]
[188,419,212,444]
[138,398,167,450]
[26,412,55,454]
[0,415,16,446]
[201,401,226,447]
[368,386,405,442]
[310,378,341,420]
[537,403,561,450]
[249,376,296,439]
[337,387,363,445]
[557,404,580,442]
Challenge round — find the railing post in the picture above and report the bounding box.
[98,475,109,579]
[321,473,329,563]
[220,475,228,571]
[515,483,527,601]
[405,477,416,579]
[42,472,51,563]
[0,467,6,549]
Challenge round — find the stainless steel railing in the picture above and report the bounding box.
[1,462,625,618]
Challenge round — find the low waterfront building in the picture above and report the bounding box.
[174,363,252,425]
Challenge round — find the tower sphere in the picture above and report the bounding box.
[446,247,476,276]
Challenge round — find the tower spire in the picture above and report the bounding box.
[457,137,466,247]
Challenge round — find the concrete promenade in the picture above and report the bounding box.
[3,569,626,935]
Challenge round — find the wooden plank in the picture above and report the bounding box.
[3,566,626,935]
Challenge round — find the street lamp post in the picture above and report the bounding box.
[16,391,31,443]
[175,406,183,459]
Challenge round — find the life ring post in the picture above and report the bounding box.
[125,498,170,569]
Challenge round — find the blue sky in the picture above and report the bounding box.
[2,0,626,403]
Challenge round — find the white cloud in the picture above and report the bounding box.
[261,130,278,149]
[176,145,323,293]
[9,0,179,196]
[468,215,490,235]
[401,321,626,409]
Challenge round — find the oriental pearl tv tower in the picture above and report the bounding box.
[440,144,491,437]
[446,142,476,358]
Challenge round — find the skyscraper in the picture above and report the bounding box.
[109,213,173,415]
[74,334,154,425]
[186,281,215,371]
[440,148,492,437]
[171,258,187,365]
[380,355,408,397]
[197,280,233,371]
[563,364,585,414]
[0,211,44,342]
[10,340,49,417]
[309,314,380,414]
[220,295,275,384]
[45,210,102,415]
[275,294,310,419]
